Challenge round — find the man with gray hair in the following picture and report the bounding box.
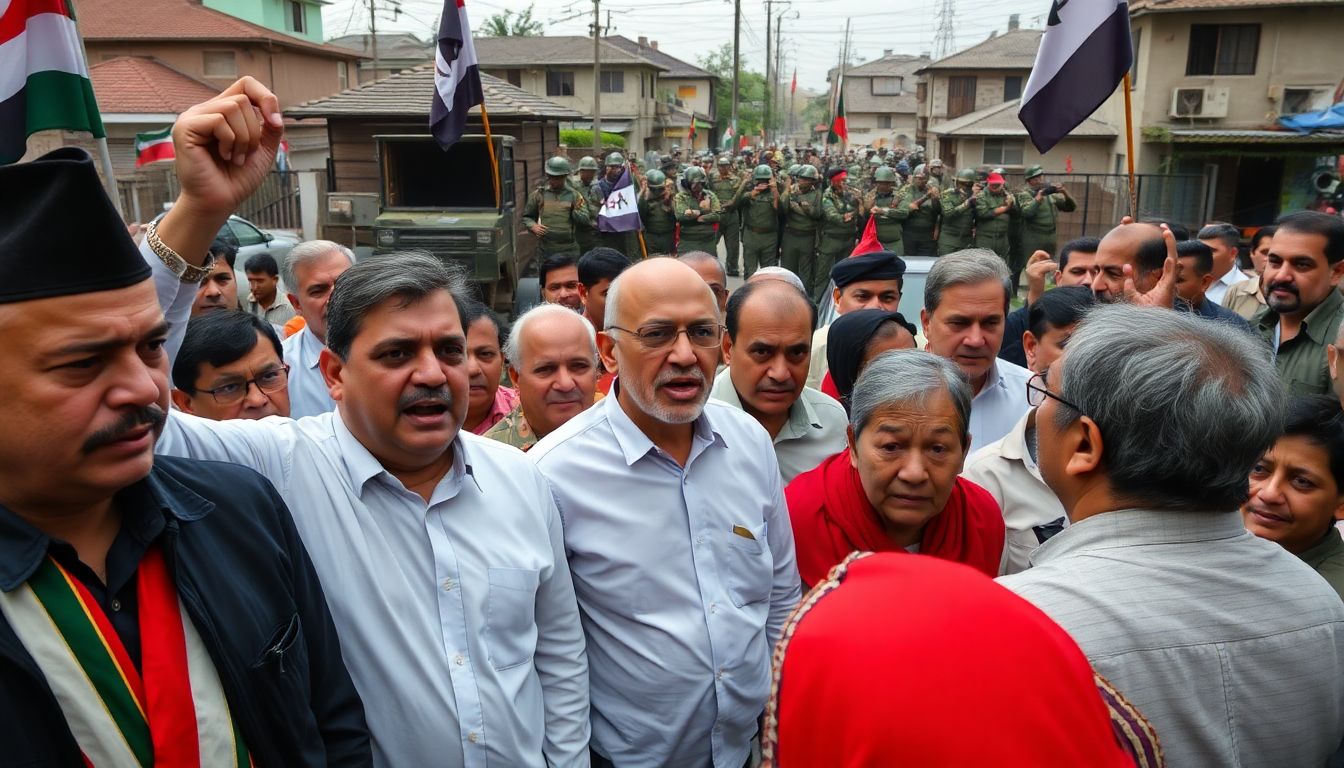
[677,250,729,316]
[921,249,1032,451]
[281,240,354,417]
[1000,304,1344,766]
[484,303,601,451]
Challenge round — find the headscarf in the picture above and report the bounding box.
[824,309,917,401]
[761,552,1163,768]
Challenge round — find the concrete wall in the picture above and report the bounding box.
[844,112,919,147]
[481,65,662,153]
[663,76,714,117]
[924,69,1030,120]
[936,135,1117,175]
[202,0,324,43]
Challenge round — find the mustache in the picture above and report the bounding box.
[1267,281,1299,296]
[83,406,166,453]
[397,386,455,411]
[546,389,587,405]
[655,366,706,387]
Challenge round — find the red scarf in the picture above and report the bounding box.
[786,451,1005,586]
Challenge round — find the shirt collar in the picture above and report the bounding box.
[604,379,721,466]
[995,408,1034,462]
[1028,507,1249,569]
[710,369,820,442]
[0,465,214,591]
[1257,287,1344,344]
[332,411,474,497]
[1219,267,1249,287]
[972,359,1006,401]
[299,326,324,370]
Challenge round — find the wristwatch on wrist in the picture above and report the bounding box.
[144,220,216,283]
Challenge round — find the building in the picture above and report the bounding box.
[200,0,327,44]
[328,33,434,85]
[828,52,930,149]
[605,36,717,151]
[1128,0,1344,224]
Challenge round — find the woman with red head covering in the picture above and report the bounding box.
[788,349,1005,586]
[762,552,1163,767]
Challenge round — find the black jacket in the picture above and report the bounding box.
[0,456,372,767]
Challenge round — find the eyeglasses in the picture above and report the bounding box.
[606,322,724,350]
[199,364,290,406]
[1025,371,1084,412]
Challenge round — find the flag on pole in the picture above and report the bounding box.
[1018,0,1132,153]
[827,82,848,144]
[721,124,735,150]
[275,138,290,172]
[688,119,697,143]
[430,0,484,150]
[597,167,642,233]
[133,126,174,167]
[1,0,105,165]
[791,69,797,95]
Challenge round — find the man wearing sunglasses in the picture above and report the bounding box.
[171,309,290,420]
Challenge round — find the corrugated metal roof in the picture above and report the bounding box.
[285,66,583,119]
[919,28,1043,71]
[929,98,1118,137]
[1163,128,1344,143]
[473,36,667,69]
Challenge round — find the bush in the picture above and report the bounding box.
[560,129,626,150]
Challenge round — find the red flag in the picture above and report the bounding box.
[850,215,882,257]
[828,89,848,144]
[739,135,749,149]
[791,69,797,95]
[1065,155,1074,173]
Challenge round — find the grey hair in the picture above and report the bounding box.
[325,251,472,359]
[1055,303,1282,511]
[504,303,598,369]
[747,266,807,293]
[850,349,972,446]
[283,240,355,290]
[603,270,624,331]
[677,250,727,284]
[924,248,1010,313]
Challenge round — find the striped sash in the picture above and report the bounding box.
[0,548,250,767]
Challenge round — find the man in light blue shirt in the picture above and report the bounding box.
[531,258,801,768]
[280,240,353,418]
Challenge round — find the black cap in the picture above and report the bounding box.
[826,166,848,180]
[831,251,906,288]
[0,148,150,304]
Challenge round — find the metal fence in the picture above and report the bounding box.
[116,169,309,232]
[990,171,1210,242]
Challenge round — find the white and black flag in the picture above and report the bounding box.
[1018,0,1133,153]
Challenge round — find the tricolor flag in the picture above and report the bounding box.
[430,0,484,150]
[597,167,642,233]
[1018,0,1132,153]
[1,0,105,165]
[721,124,734,150]
[133,126,174,167]
[790,69,797,95]
[827,80,848,144]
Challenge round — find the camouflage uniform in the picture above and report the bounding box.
[481,406,539,452]
[673,168,722,254]
[739,165,782,277]
[639,169,678,256]
[710,163,746,275]
[1018,166,1078,261]
[522,177,591,258]
[937,177,978,256]
[973,188,1015,263]
[816,184,862,302]
[781,166,823,285]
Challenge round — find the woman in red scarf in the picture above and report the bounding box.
[761,552,1163,767]
[787,349,1004,585]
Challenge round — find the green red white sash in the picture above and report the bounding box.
[0,549,250,767]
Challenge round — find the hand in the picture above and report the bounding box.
[530,223,549,236]
[1056,185,1068,196]
[909,202,921,211]
[1036,189,1047,201]
[1122,224,1179,308]
[685,209,698,217]
[973,183,984,194]
[640,178,648,192]
[1006,195,1016,209]
[169,76,284,219]
[843,212,854,222]
[1119,215,1135,225]
[930,187,941,199]
[1025,250,1058,280]
[700,198,711,211]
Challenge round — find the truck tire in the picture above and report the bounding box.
[512,276,542,320]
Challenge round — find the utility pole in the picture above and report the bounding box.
[731,0,740,144]
[764,0,773,146]
[368,0,379,81]
[592,0,602,155]
[774,21,783,144]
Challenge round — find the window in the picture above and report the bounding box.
[1003,75,1022,101]
[982,138,1024,166]
[546,70,575,97]
[337,61,348,90]
[287,0,307,34]
[228,219,267,247]
[871,76,903,96]
[1186,24,1259,75]
[677,85,698,100]
[947,76,977,118]
[202,51,237,78]
[1130,28,1141,87]
[916,81,927,103]
[504,69,522,87]
[877,114,893,129]
[600,70,625,93]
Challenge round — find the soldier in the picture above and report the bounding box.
[739,164,782,277]
[595,151,638,257]
[816,167,862,302]
[864,165,907,254]
[673,166,722,255]
[523,156,591,260]
[1018,165,1077,261]
[938,168,980,256]
[639,169,678,255]
[781,163,823,289]
[898,164,941,257]
[659,154,680,187]
[927,157,946,186]
[571,156,601,255]
[711,155,745,276]
[973,171,1015,265]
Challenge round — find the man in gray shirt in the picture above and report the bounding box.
[1000,303,1344,767]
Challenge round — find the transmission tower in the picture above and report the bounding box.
[933,0,956,60]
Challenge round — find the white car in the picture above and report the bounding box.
[153,212,300,294]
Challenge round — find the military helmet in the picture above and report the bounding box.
[717,155,732,166]
[929,158,945,168]
[545,156,572,177]
[752,164,774,181]
[604,151,625,167]
[869,156,884,166]
[874,166,898,183]
[660,154,678,169]
[796,164,820,180]
[577,156,599,171]
[914,163,928,177]
[788,163,802,177]
[1025,164,1045,179]
[685,166,708,184]
[646,169,667,186]
[955,168,976,182]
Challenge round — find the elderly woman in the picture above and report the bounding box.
[462,300,519,435]
[819,308,918,405]
[787,349,1005,586]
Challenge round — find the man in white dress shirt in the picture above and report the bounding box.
[280,240,353,417]
[531,258,801,768]
[922,249,1032,452]
[1197,222,1252,307]
[144,80,590,768]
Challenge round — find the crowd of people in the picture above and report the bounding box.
[3,76,1344,767]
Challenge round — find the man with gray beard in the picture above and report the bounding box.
[530,258,801,768]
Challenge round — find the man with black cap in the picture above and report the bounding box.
[0,108,370,766]
[805,251,906,389]
[816,167,862,302]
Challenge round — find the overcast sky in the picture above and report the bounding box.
[321,0,1045,95]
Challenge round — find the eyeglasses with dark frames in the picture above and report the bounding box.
[1025,370,1084,412]
[199,364,290,406]
[605,322,724,350]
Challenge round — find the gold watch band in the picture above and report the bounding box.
[144,220,215,284]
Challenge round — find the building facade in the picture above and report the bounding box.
[828,52,930,149]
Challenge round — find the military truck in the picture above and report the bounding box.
[370,134,523,312]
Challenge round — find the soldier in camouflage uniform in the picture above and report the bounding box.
[570,155,600,255]
[815,167,862,302]
[1018,164,1077,260]
[522,157,591,259]
[639,169,678,255]
[711,155,746,276]
[673,166,722,255]
[482,406,541,452]
[937,168,979,256]
[973,171,1016,264]
[899,164,941,257]
[738,164,781,277]
[864,165,907,254]
[780,163,823,286]
[594,151,640,258]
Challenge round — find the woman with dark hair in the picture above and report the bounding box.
[819,308,917,405]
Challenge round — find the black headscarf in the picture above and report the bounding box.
[826,309,918,402]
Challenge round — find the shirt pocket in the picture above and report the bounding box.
[485,567,541,671]
[721,522,773,608]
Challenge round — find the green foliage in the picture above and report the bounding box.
[560,129,626,149]
[481,4,543,36]
[696,43,768,136]
[801,94,831,134]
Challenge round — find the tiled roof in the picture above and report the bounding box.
[89,56,220,114]
[327,33,432,61]
[845,53,931,78]
[928,98,1117,137]
[837,54,928,115]
[604,36,714,78]
[474,36,667,69]
[1131,0,1342,13]
[78,0,365,59]
[285,66,583,119]
[919,28,1043,71]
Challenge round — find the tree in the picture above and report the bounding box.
[481,4,543,37]
[696,44,768,138]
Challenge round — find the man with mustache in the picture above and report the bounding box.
[0,132,369,760]
[1253,211,1344,396]
[712,279,847,481]
[530,258,801,768]
[147,80,590,766]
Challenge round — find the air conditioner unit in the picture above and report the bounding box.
[1170,86,1230,118]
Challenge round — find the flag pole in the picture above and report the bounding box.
[636,229,649,260]
[1122,72,1137,220]
[479,101,501,209]
[67,0,124,218]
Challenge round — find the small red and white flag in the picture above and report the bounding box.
[430,0,484,150]
[133,126,173,167]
